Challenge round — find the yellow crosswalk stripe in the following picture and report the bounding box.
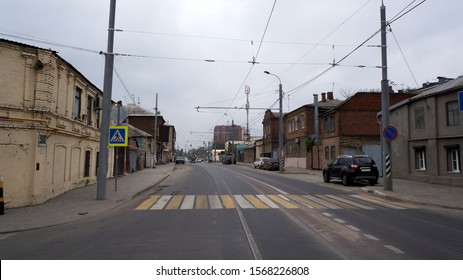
[244,195,270,209]
[135,195,160,210]
[195,195,208,209]
[268,194,298,209]
[165,195,184,210]
[220,195,235,209]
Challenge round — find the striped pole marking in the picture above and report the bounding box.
[385,153,392,177]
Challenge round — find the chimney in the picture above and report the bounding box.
[327,91,334,100]
[321,92,326,102]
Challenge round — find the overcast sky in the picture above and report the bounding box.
[1,0,462,150]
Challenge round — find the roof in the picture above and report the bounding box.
[124,123,152,138]
[390,75,463,111]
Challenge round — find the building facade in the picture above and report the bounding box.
[0,39,113,208]
[319,91,412,170]
[284,92,340,169]
[389,77,463,187]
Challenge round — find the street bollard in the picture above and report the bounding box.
[0,176,4,215]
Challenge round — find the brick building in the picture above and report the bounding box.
[285,92,341,169]
[319,91,413,170]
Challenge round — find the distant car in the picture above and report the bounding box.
[175,156,185,164]
[253,157,270,169]
[262,158,279,171]
[322,155,379,186]
[222,156,233,165]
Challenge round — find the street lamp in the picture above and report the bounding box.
[264,71,284,172]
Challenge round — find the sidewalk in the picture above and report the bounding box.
[0,164,175,233]
[282,166,463,210]
[1,163,462,234]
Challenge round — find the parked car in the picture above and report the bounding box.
[175,156,185,164]
[253,157,270,168]
[262,158,279,171]
[322,155,379,186]
[222,156,233,165]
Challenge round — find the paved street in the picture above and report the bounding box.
[1,163,462,260]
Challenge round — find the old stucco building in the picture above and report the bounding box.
[389,76,463,187]
[0,39,114,208]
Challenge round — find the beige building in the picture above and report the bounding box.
[0,39,114,208]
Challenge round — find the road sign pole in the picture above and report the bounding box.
[380,3,393,191]
[97,0,117,200]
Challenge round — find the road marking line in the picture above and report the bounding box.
[195,195,208,209]
[256,194,280,208]
[384,245,404,254]
[334,218,345,224]
[165,195,184,210]
[135,195,160,210]
[363,234,380,241]
[325,194,375,210]
[350,194,406,210]
[220,195,235,209]
[289,195,319,209]
[208,195,223,209]
[180,195,195,209]
[150,195,172,210]
[317,195,356,209]
[244,195,270,209]
[345,225,361,232]
[268,195,298,209]
[234,195,255,209]
[322,212,332,217]
[302,195,341,209]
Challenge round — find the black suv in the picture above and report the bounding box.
[323,155,379,186]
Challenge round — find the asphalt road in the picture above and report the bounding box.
[0,163,462,260]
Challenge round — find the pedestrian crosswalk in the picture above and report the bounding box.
[134,193,417,211]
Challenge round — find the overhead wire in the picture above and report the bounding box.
[285,0,426,97]
[218,0,278,129]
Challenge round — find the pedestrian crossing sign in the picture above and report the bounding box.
[109,126,128,147]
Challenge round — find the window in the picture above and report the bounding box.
[74,87,82,118]
[301,114,305,129]
[87,96,93,125]
[329,115,335,131]
[325,146,329,160]
[447,101,459,126]
[330,146,336,160]
[446,146,460,173]
[415,107,425,129]
[324,118,329,131]
[414,147,426,171]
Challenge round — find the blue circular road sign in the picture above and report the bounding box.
[383,125,398,141]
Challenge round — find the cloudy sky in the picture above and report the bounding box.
[1,0,461,150]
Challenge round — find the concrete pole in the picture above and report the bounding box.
[380,2,393,191]
[153,93,158,167]
[278,82,284,173]
[96,0,117,200]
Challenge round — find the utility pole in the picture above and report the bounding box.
[380,1,393,191]
[264,71,284,173]
[97,0,117,200]
[245,85,250,141]
[153,93,158,167]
